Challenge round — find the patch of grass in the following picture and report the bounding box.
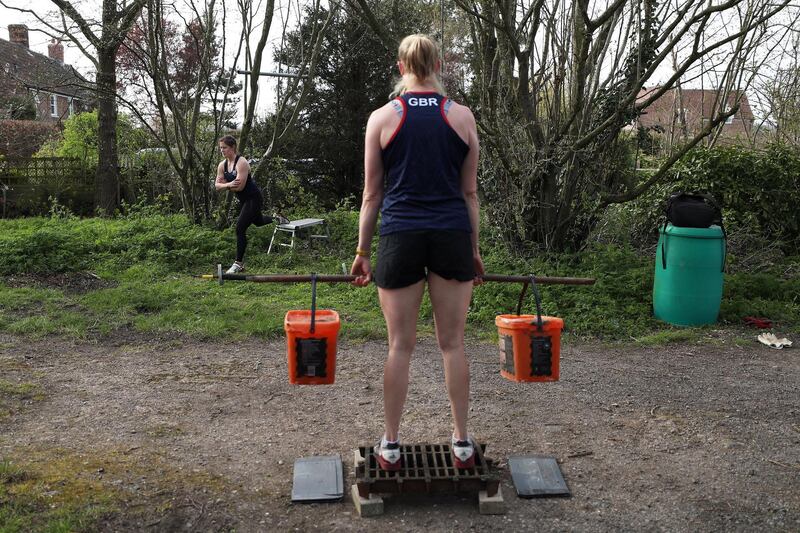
[0,285,64,311]
[1,213,797,343]
[732,336,752,348]
[0,454,115,533]
[0,459,28,484]
[720,270,800,333]
[0,446,234,533]
[0,285,95,338]
[0,380,42,400]
[0,380,43,420]
[2,310,93,339]
[634,329,701,346]
[146,423,185,438]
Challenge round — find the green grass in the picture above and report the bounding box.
[0,380,44,420]
[0,212,797,343]
[0,380,42,399]
[633,329,702,346]
[0,455,114,533]
[0,446,232,533]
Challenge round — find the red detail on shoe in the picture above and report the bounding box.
[376,453,402,471]
[454,452,475,469]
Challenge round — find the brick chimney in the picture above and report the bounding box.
[8,24,29,49]
[48,39,64,63]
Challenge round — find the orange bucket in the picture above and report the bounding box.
[495,314,563,382]
[284,309,340,385]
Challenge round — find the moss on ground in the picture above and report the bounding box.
[0,446,231,532]
[0,380,44,420]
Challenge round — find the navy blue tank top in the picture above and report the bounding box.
[224,155,260,201]
[379,92,471,235]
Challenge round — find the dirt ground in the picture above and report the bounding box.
[1,327,799,532]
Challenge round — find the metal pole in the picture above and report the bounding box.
[481,274,595,285]
[201,268,595,286]
[236,69,303,79]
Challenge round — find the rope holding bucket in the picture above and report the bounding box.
[529,274,545,333]
[514,275,545,333]
[310,272,317,334]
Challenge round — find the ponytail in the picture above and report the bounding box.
[390,34,445,98]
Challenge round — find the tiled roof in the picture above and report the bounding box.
[0,37,93,101]
[637,87,754,124]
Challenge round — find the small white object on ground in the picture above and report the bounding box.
[757,333,793,349]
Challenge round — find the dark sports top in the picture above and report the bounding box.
[224,154,260,201]
[379,92,471,235]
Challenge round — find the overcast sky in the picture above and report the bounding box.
[0,0,288,121]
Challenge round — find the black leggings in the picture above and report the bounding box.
[236,194,271,262]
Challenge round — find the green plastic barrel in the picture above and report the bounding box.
[653,224,726,326]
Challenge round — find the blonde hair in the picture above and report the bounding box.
[391,34,445,98]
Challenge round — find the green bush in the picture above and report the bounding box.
[596,143,800,256]
[677,143,800,244]
[0,215,231,275]
[35,111,148,162]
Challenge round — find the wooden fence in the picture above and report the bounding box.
[0,155,195,217]
[0,157,93,217]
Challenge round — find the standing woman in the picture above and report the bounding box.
[351,34,483,470]
[215,135,273,274]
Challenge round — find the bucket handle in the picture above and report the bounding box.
[515,275,545,332]
[310,272,317,334]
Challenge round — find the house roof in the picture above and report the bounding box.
[0,37,93,101]
[636,87,754,125]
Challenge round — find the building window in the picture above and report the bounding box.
[50,95,58,117]
[68,97,74,116]
[722,106,735,125]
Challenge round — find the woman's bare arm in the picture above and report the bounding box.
[351,104,394,285]
[214,161,228,191]
[228,158,251,192]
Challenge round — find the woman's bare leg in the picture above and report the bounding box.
[427,273,473,440]
[378,279,425,441]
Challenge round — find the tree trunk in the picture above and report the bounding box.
[96,47,120,214]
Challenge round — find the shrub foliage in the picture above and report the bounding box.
[0,211,797,340]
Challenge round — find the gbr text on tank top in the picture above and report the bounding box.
[379,92,471,236]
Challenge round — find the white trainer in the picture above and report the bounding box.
[375,438,402,471]
[452,435,476,469]
[225,262,244,274]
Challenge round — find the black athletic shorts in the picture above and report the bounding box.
[374,230,475,289]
